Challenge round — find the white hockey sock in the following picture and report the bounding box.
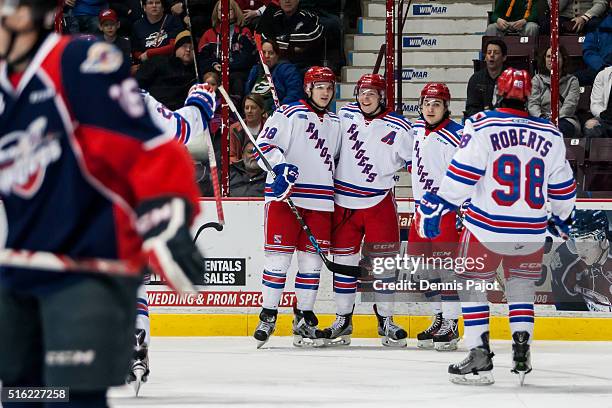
[461,302,490,350]
[135,283,150,346]
[439,268,459,318]
[261,252,292,310]
[442,300,461,320]
[506,277,536,343]
[332,254,360,315]
[295,251,322,311]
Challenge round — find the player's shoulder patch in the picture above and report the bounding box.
[71,39,124,75]
[469,111,488,123]
[383,111,412,132]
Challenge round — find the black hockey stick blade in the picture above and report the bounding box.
[193,222,224,242]
[322,256,366,278]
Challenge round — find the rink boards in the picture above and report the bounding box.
[143,198,612,340]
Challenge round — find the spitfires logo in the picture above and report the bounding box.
[0,117,62,198]
[80,42,123,74]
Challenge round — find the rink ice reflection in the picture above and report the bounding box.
[109,337,612,408]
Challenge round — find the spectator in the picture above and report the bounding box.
[245,38,303,113]
[569,0,609,33]
[464,39,507,119]
[64,0,107,34]
[132,0,183,67]
[485,0,539,37]
[236,0,267,29]
[198,0,256,97]
[136,30,197,110]
[528,46,581,138]
[576,0,612,86]
[584,66,612,138]
[229,140,266,197]
[297,0,344,73]
[539,0,575,34]
[98,9,132,62]
[109,0,142,37]
[229,94,267,164]
[257,0,324,72]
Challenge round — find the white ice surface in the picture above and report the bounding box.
[109,337,612,408]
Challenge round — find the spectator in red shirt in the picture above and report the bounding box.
[198,0,256,98]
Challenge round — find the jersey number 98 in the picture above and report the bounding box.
[492,154,544,209]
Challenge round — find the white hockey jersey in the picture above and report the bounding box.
[142,91,210,160]
[437,108,576,245]
[255,100,341,211]
[334,102,413,209]
[411,118,463,205]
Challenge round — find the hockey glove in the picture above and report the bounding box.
[271,163,299,201]
[136,197,203,294]
[547,210,575,241]
[415,192,457,239]
[185,83,216,121]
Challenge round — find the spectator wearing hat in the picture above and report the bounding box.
[229,94,267,164]
[136,30,197,110]
[98,9,132,62]
[229,140,266,197]
[244,38,302,114]
[198,0,256,98]
[132,0,184,67]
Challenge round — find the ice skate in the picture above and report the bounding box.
[322,312,353,346]
[373,304,407,347]
[448,332,494,385]
[416,312,442,349]
[511,331,532,386]
[126,329,149,396]
[433,318,460,351]
[253,308,277,349]
[292,307,326,347]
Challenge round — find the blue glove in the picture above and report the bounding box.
[415,192,457,239]
[547,211,574,240]
[185,83,216,121]
[271,163,299,201]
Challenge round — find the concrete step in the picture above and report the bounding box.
[358,17,487,35]
[336,99,466,119]
[342,66,474,83]
[347,33,482,51]
[349,50,478,66]
[338,82,467,99]
[365,1,491,19]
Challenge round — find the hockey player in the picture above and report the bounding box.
[416,68,576,385]
[128,84,217,393]
[550,210,612,311]
[252,66,340,348]
[409,83,463,351]
[324,73,412,347]
[0,1,210,406]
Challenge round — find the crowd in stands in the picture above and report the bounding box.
[60,0,612,196]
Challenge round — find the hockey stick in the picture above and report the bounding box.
[0,222,224,277]
[218,85,365,278]
[254,33,280,108]
[184,0,225,225]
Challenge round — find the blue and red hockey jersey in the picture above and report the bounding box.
[0,33,201,290]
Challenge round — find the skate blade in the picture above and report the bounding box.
[293,335,326,348]
[417,339,434,349]
[511,367,532,386]
[434,338,459,351]
[323,335,351,347]
[381,337,407,348]
[256,339,269,349]
[449,371,494,386]
[132,368,145,396]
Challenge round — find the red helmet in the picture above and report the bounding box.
[497,68,532,102]
[420,82,451,103]
[356,73,386,93]
[304,66,336,88]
